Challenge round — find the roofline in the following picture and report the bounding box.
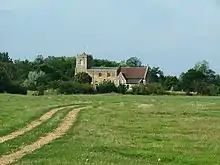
[118,72,127,81]
[76,52,93,57]
[144,66,149,79]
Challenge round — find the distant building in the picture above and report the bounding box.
[75,52,149,87]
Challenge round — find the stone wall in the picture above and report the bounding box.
[87,68,118,84]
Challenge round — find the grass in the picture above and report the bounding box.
[0,94,90,136]
[0,107,73,155]
[1,94,220,164]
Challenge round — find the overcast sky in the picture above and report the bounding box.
[1,0,220,75]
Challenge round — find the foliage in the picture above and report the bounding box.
[74,72,92,84]
[146,83,167,95]
[148,67,165,83]
[96,81,118,93]
[125,57,142,67]
[57,81,94,94]
[164,76,180,91]
[0,52,12,63]
[117,84,129,94]
[1,51,220,96]
[131,83,166,95]
[131,84,148,95]
[5,82,27,95]
[92,59,119,67]
[23,71,46,90]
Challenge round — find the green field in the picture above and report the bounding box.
[0,94,220,165]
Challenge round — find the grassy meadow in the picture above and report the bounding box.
[0,94,220,164]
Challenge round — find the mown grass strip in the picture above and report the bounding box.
[0,106,81,156]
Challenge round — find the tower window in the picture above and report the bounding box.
[80,59,83,65]
[98,73,102,77]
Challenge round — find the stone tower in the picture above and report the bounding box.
[75,52,93,75]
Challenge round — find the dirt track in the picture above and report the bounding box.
[0,105,74,144]
[0,106,85,165]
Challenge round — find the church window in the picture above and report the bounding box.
[98,73,102,77]
[107,73,110,77]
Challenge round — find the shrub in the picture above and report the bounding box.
[74,72,92,84]
[202,84,220,96]
[48,80,62,89]
[117,84,128,94]
[131,83,167,95]
[0,82,6,93]
[57,81,74,94]
[36,86,45,96]
[146,83,166,95]
[132,84,148,95]
[96,81,117,94]
[5,82,27,95]
[57,81,94,95]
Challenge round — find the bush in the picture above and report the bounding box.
[132,84,149,95]
[96,81,117,93]
[57,81,74,94]
[5,82,27,95]
[0,82,6,93]
[74,72,92,84]
[57,81,94,95]
[48,80,62,90]
[202,84,220,96]
[36,86,45,96]
[117,84,128,94]
[146,83,166,95]
[131,83,167,95]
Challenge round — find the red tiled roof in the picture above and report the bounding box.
[120,67,148,79]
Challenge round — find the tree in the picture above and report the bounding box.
[126,57,142,67]
[14,59,32,83]
[44,56,76,79]
[0,69,10,92]
[74,72,92,84]
[34,54,44,64]
[180,68,206,94]
[119,60,127,67]
[23,71,46,90]
[148,67,165,83]
[194,60,209,73]
[92,59,119,67]
[164,76,179,91]
[0,52,12,63]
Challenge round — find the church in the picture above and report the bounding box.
[75,52,149,87]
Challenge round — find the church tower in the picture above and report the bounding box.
[75,52,93,75]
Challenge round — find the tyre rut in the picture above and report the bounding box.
[0,105,74,144]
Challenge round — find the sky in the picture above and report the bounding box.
[1,0,220,76]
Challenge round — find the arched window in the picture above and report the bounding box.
[98,73,102,77]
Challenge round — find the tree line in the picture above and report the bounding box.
[0,52,220,96]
